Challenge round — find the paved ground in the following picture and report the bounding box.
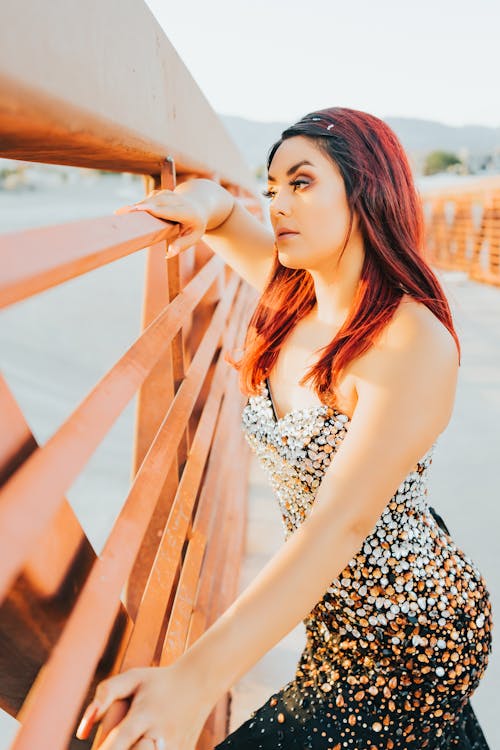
[228,269,500,748]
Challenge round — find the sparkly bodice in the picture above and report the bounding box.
[242,379,436,541]
[240,379,493,709]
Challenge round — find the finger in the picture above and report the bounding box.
[168,227,199,256]
[132,204,159,213]
[121,197,160,211]
[75,700,125,740]
[77,698,127,747]
[113,204,179,226]
[134,189,173,207]
[76,669,144,738]
[114,205,141,215]
[166,240,186,258]
[131,205,180,226]
[132,737,163,750]
[130,200,155,210]
[143,189,168,200]
[146,188,173,198]
[95,711,149,750]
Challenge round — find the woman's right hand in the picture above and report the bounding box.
[114,188,210,257]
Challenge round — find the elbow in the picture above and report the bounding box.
[345,513,376,542]
[325,498,376,541]
[313,503,376,546]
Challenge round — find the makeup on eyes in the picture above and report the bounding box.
[267,160,316,182]
[261,176,312,200]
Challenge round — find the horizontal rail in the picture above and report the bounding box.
[0,0,257,193]
[0,253,225,599]
[0,212,179,308]
[8,275,251,750]
[0,5,262,745]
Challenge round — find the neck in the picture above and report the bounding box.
[307,237,365,326]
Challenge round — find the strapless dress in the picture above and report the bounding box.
[214,379,493,749]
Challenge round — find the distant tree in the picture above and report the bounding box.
[254,164,266,181]
[423,150,462,176]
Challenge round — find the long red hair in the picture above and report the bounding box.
[227,106,460,408]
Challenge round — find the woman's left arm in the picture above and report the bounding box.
[181,306,459,702]
[78,306,459,748]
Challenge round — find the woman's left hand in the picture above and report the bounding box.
[75,662,215,750]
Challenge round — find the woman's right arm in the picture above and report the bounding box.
[119,178,275,293]
[204,199,276,294]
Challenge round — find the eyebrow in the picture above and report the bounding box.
[267,160,315,182]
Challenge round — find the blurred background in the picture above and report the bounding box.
[1,0,498,747]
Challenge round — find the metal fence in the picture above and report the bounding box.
[0,2,262,747]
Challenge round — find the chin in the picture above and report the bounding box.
[277,251,307,270]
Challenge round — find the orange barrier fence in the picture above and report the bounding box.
[0,2,263,748]
[0,166,259,750]
[420,175,500,286]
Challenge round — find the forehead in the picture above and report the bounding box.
[267,136,330,179]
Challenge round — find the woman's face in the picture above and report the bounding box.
[266,135,360,272]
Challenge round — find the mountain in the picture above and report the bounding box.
[219,113,500,173]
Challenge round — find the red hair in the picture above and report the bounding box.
[227,106,460,408]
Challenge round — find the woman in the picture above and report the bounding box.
[76,107,493,749]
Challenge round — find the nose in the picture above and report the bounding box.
[270,193,292,217]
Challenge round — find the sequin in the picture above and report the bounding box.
[214,380,493,749]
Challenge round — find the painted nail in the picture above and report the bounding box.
[76,704,99,739]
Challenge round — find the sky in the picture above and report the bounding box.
[144,0,500,129]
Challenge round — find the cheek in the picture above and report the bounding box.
[304,200,351,250]
[276,191,352,267]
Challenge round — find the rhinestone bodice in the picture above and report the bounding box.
[242,379,436,542]
[240,380,493,710]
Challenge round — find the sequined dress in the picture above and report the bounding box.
[214,379,493,749]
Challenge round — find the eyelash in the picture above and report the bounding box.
[261,179,310,200]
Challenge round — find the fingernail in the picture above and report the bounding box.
[76,704,99,739]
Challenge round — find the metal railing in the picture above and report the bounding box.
[0,2,262,748]
[420,175,500,286]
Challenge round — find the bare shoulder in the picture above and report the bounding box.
[350,295,460,438]
[353,295,459,372]
[384,295,459,364]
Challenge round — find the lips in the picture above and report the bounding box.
[277,229,299,238]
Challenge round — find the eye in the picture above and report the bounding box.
[261,178,311,200]
[261,188,275,199]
